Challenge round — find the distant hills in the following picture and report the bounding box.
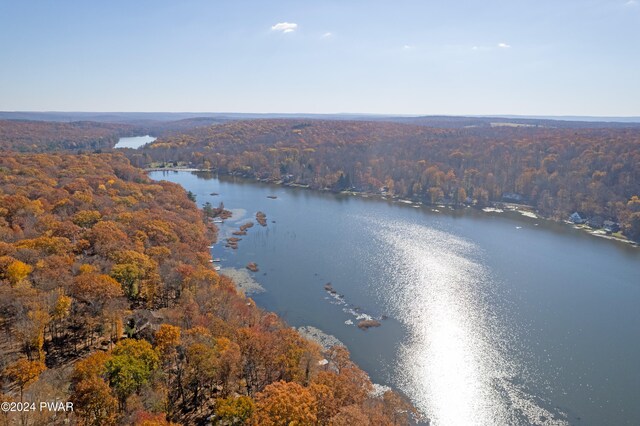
[1,111,639,129]
[2,113,639,240]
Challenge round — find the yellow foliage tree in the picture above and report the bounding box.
[252,381,317,426]
[110,250,159,303]
[72,210,102,228]
[51,289,72,322]
[154,324,181,360]
[26,308,50,361]
[5,260,33,285]
[72,376,118,426]
[215,396,254,424]
[71,352,111,383]
[4,358,46,401]
[50,289,72,335]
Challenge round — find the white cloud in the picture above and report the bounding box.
[625,0,637,6]
[271,22,298,33]
[403,44,413,50]
[498,42,511,48]
[321,32,333,38]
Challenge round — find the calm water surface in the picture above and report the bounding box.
[150,171,640,426]
[114,135,156,149]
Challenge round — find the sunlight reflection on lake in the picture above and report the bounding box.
[372,221,569,425]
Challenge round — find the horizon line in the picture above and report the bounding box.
[2,110,640,119]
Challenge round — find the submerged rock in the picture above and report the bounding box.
[357,319,381,330]
[324,282,336,294]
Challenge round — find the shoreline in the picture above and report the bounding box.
[218,267,265,295]
[145,168,638,248]
[144,167,203,172]
[296,326,345,351]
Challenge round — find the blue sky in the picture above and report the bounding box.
[0,0,638,115]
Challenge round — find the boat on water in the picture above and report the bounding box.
[207,245,214,248]
[212,258,221,262]
[212,218,223,223]
[214,266,221,271]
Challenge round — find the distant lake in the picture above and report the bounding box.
[114,135,156,149]
[150,171,640,426]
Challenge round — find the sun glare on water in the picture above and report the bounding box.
[369,219,569,426]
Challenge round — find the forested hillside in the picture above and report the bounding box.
[0,120,133,152]
[0,153,415,425]
[134,119,640,240]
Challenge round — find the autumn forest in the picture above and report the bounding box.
[132,119,640,241]
[0,149,416,425]
[1,115,639,425]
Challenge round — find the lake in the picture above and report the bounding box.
[114,135,156,149]
[149,171,640,426]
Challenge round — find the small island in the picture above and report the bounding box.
[357,319,382,330]
[256,211,267,226]
[225,237,241,249]
[240,221,254,231]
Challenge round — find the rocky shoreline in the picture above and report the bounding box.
[296,326,344,351]
[219,267,265,295]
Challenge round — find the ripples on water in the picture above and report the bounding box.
[365,218,569,426]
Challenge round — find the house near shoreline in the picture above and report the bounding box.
[587,215,605,229]
[569,212,620,233]
[502,192,525,203]
[569,211,587,224]
[603,220,620,233]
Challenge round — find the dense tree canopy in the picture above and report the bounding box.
[0,120,132,152]
[133,119,640,240]
[0,153,416,425]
